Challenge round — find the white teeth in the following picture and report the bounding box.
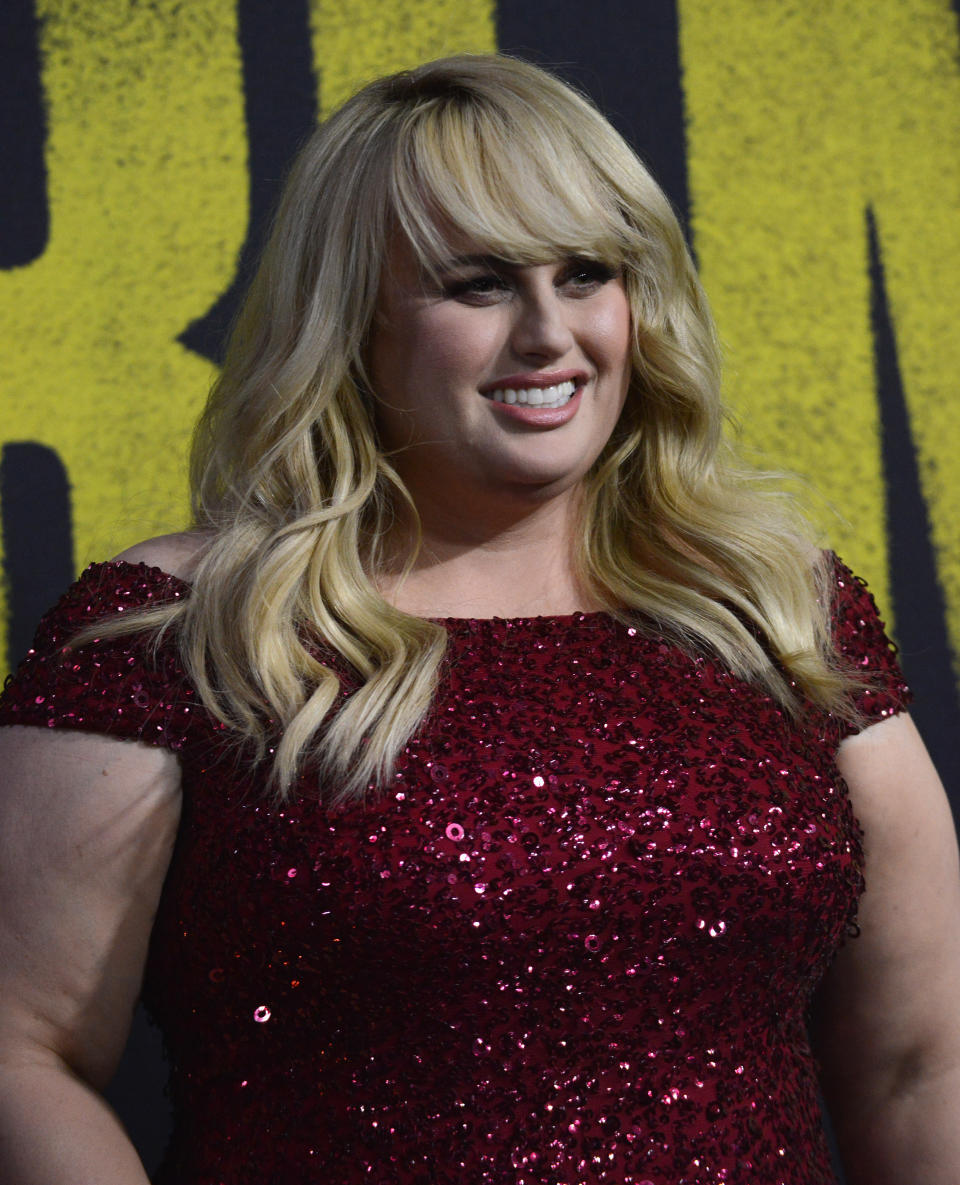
[484,380,577,408]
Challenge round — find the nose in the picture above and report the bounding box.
[509,282,574,362]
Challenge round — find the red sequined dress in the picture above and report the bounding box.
[0,558,909,1185]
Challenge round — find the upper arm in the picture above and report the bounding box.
[0,726,182,1089]
[813,712,960,1092]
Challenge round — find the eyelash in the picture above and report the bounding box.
[442,259,617,302]
[564,260,618,286]
[444,274,508,299]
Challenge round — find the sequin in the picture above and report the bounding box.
[0,556,911,1184]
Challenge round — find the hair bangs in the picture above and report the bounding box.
[386,97,640,277]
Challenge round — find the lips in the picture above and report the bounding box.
[481,385,584,426]
[479,369,587,405]
[484,379,577,408]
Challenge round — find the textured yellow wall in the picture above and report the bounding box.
[0,0,245,645]
[311,0,495,116]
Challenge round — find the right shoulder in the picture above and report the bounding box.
[0,535,206,751]
[111,530,208,581]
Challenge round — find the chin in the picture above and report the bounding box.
[494,467,589,500]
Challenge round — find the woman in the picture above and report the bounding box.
[0,54,957,1185]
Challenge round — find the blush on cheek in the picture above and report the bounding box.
[422,310,503,374]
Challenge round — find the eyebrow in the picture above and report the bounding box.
[437,253,515,272]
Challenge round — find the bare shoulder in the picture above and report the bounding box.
[112,530,208,581]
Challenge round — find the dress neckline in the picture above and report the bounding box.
[88,559,619,631]
[429,609,615,632]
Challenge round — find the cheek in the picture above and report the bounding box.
[369,310,496,447]
[589,288,633,379]
[380,311,498,399]
[610,297,634,372]
[419,309,501,381]
[593,294,633,435]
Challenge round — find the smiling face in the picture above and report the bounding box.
[367,235,633,517]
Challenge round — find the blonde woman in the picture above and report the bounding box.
[0,54,957,1185]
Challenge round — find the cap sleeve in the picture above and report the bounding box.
[828,553,912,737]
[0,560,199,751]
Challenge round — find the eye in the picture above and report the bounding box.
[442,272,512,304]
[559,258,619,292]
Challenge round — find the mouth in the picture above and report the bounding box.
[481,378,580,409]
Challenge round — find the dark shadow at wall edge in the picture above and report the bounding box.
[495,0,691,240]
[0,443,73,668]
[178,0,318,365]
[868,207,960,815]
[105,1007,172,1178]
[0,0,48,267]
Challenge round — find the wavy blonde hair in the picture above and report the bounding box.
[103,54,856,802]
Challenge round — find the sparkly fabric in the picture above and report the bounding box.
[0,558,910,1185]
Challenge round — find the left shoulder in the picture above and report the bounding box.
[818,553,912,732]
[837,711,942,829]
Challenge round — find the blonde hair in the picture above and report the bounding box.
[102,54,856,801]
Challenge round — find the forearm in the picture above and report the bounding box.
[829,1065,960,1185]
[0,1060,151,1185]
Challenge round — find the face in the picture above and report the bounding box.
[367,234,632,514]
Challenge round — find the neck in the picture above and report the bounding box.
[378,485,596,619]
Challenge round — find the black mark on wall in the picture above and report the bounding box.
[869,207,960,810]
[179,0,318,363]
[0,0,49,267]
[0,443,73,667]
[496,0,690,235]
